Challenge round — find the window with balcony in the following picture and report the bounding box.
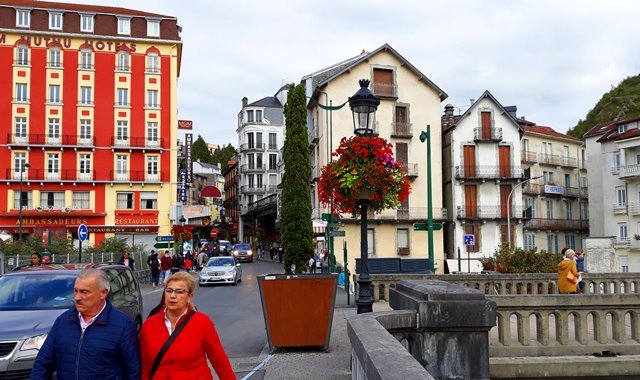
[247,153,254,169]
[525,197,535,218]
[269,154,277,170]
[397,228,409,255]
[80,86,92,105]
[248,175,254,187]
[372,67,395,97]
[116,50,129,71]
[546,199,553,219]
[147,90,159,108]
[14,190,32,210]
[48,85,61,104]
[80,119,92,144]
[16,44,28,65]
[269,133,277,149]
[117,192,133,209]
[117,17,131,35]
[146,156,159,179]
[522,138,529,152]
[140,191,158,209]
[79,154,91,179]
[47,118,60,143]
[15,83,28,102]
[15,117,27,140]
[543,171,554,185]
[13,152,27,179]
[147,122,159,146]
[80,14,94,32]
[16,9,30,28]
[116,121,128,145]
[48,46,61,68]
[256,174,263,188]
[117,88,129,106]
[146,52,159,73]
[47,153,60,179]
[620,256,629,272]
[618,223,628,241]
[73,191,90,209]
[116,155,128,179]
[565,200,573,219]
[256,154,263,169]
[616,186,627,207]
[147,19,160,37]
[49,12,62,30]
[40,191,64,208]
[80,48,93,69]
[613,151,621,172]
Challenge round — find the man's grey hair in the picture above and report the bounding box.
[77,268,110,292]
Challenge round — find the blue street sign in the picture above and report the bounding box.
[155,235,174,242]
[78,224,89,242]
[463,234,475,246]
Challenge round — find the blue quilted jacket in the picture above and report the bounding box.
[29,300,140,380]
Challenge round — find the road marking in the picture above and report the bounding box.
[240,353,273,380]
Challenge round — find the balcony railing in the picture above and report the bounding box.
[239,143,265,152]
[391,122,412,138]
[240,185,266,193]
[456,205,529,220]
[629,202,640,215]
[522,183,589,198]
[455,165,525,180]
[7,133,95,147]
[520,151,538,163]
[247,194,278,212]
[619,164,640,179]
[524,218,589,231]
[267,143,278,151]
[5,169,95,181]
[110,136,164,148]
[110,170,148,182]
[405,163,419,178]
[473,127,503,142]
[612,203,627,214]
[372,82,397,98]
[537,153,577,168]
[365,207,448,221]
[240,164,265,173]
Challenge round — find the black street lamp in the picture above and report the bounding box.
[18,162,31,240]
[349,79,380,314]
[179,215,186,256]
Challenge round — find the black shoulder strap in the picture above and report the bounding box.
[149,310,195,380]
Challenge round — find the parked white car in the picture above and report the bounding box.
[198,257,242,286]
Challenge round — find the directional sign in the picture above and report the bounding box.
[329,230,345,237]
[154,242,174,249]
[321,213,341,223]
[155,235,173,242]
[327,222,345,228]
[414,223,443,231]
[463,234,475,246]
[77,224,89,242]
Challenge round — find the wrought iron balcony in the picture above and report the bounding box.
[111,136,164,149]
[455,165,525,181]
[7,133,95,147]
[240,164,265,173]
[391,122,412,138]
[521,151,538,164]
[525,218,589,231]
[537,153,577,168]
[456,205,530,220]
[5,169,96,181]
[109,170,157,182]
[522,183,589,198]
[473,127,503,142]
[240,185,266,194]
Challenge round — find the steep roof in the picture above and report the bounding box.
[452,90,523,133]
[588,115,640,142]
[0,0,173,18]
[523,125,582,143]
[303,43,447,102]
[247,96,282,109]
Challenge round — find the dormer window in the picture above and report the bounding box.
[147,19,160,37]
[80,14,94,32]
[618,124,628,134]
[117,17,131,35]
[16,9,30,28]
[49,12,63,30]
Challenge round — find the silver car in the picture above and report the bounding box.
[199,257,242,286]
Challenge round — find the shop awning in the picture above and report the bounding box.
[200,186,222,198]
[313,220,327,235]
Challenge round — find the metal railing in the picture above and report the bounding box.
[3,251,155,272]
[457,205,529,219]
[366,207,447,221]
[522,183,588,198]
[109,170,159,182]
[520,151,538,163]
[240,185,266,193]
[473,127,503,141]
[111,136,164,148]
[7,133,95,146]
[5,169,96,181]
[455,165,525,180]
[537,153,577,168]
[524,217,589,231]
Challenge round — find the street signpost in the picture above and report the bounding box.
[155,235,173,242]
[413,222,443,231]
[321,213,341,223]
[329,230,345,237]
[154,242,174,249]
[78,224,88,263]
[463,234,475,273]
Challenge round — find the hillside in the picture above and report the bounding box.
[567,74,640,138]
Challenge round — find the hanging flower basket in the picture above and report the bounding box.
[319,136,411,217]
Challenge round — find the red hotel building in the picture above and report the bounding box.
[0,1,181,248]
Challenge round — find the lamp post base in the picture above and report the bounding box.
[356,275,373,314]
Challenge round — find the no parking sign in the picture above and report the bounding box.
[463,234,475,246]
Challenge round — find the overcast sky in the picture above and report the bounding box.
[56,0,640,146]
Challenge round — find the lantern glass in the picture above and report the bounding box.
[349,79,380,137]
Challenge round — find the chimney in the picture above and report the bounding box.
[242,97,248,108]
[444,104,454,117]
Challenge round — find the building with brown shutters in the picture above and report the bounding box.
[0,0,182,250]
[304,44,448,273]
[441,91,526,268]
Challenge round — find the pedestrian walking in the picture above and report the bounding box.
[148,251,160,287]
[30,269,140,379]
[558,248,579,294]
[118,251,135,270]
[140,272,234,380]
[576,249,586,293]
[160,250,172,286]
[197,250,208,271]
[278,246,284,263]
[308,256,316,273]
[184,257,193,272]
[172,252,185,273]
[270,245,276,261]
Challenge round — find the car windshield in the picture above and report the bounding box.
[235,244,251,250]
[207,258,235,267]
[0,274,76,310]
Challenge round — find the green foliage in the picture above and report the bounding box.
[192,135,213,163]
[480,245,562,273]
[281,83,314,274]
[567,74,640,138]
[0,235,75,256]
[211,144,237,172]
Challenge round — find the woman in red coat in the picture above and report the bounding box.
[140,272,234,379]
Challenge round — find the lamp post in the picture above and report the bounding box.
[179,215,186,256]
[419,126,435,272]
[349,79,380,314]
[18,162,31,240]
[507,175,543,248]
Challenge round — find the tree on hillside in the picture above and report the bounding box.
[192,135,213,163]
[211,144,237,172]
[281,83,314,274]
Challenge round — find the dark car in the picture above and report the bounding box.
[0,263,143,379]
[232,243,253,263]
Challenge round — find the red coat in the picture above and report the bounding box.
[160,256,173,271]
[140,310,234,380]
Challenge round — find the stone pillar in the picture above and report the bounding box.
[389,279,496,380]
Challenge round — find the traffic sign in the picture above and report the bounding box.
[413,223,443,231]
[322,213,341,223]
[329,230,345,237]
[463,234,475,246]
[154,242,174,249]
[327,222,345,228]
[155,235,173,242]
[78,224,89,242]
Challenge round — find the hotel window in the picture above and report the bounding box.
[40,191,64,209]
[146,156,159,177]
[269,154,277,170]
[616,186,627,207]
[47,153,60,179]
[397,228,409,254]
[80,48,92,69]
[48,85,61,104]
[16,44,28,65]
[546,199,553,219]
[16,9,30,28]
[116,121,129,144]
[117,192,134,209]
[246,110,254,123]
[524,234,536,251]
[147,122,159,146]
[15,117,27,138]
[79,119,92,143]
[47,118,60,142]
[268,133,277,149]
[15,83,28,102]
[147,19,160,37]
[79,154,91,179]
[14,190,32,210]
[116,155,128,179]
[146,52,159,73]
[80,14,94,32]
[48,46,61,67]
[140,191,158,209]
[72,191,90,209]
[80,86,92,105]
[117,88,129,106]
[247,154,254,169]
[116,50,129,71]
[147,90,159,108]
[117,17,131,35]
[256,110,263,123]
[619,223,628,241]
[49,12,62,30]
[13,152,27,179]
[565,200,573,220]
[524,197,535,218]
[367,229,376,255]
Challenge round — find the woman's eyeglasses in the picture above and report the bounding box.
[165,288,189,295]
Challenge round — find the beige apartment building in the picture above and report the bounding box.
[302,44,448,273]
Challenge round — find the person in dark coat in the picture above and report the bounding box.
[148,251,160,287]
[30,269,140,379]
[172,252,185,273]
[118,251,135,270]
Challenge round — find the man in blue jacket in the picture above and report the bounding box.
[30,269,140,379]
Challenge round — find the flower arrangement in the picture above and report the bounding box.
[319,136,412,216]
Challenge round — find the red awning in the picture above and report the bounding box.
[200,186,222,198]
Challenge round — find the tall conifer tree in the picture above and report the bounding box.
[281,83,313,274]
